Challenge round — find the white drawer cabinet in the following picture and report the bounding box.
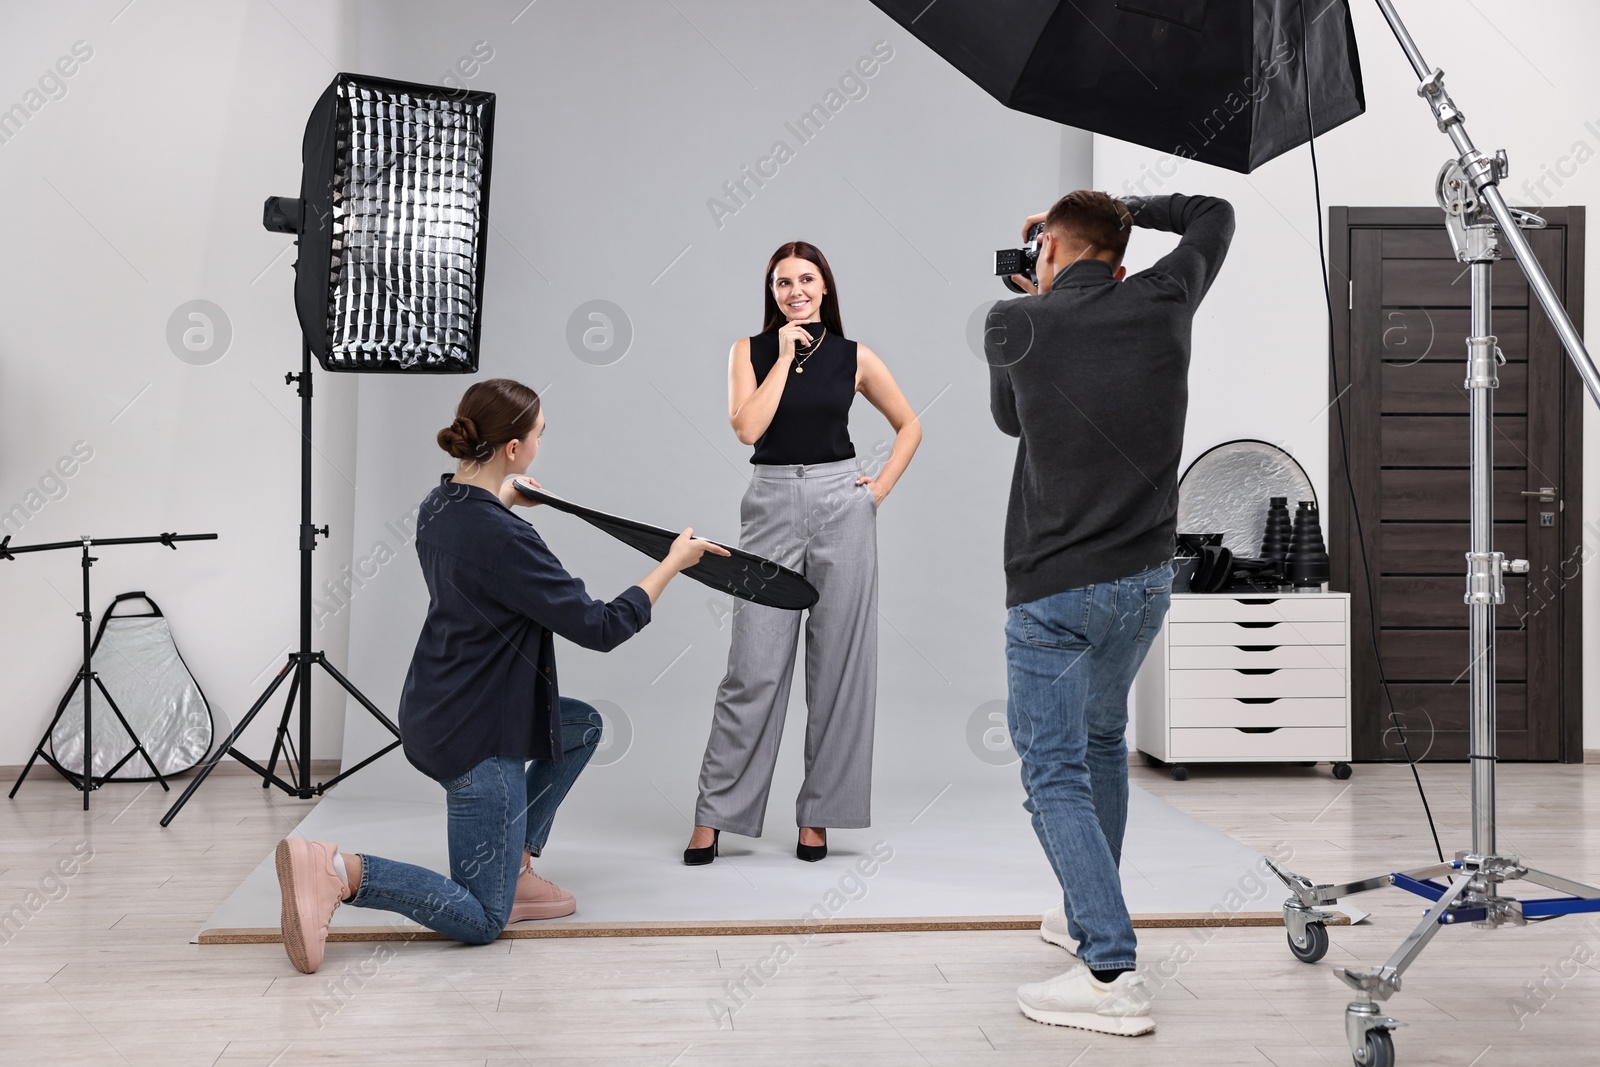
[1135,592,1352,780]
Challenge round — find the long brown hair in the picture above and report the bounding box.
[437,378,541,462]
[761,241,844,335]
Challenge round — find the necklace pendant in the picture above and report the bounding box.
[794,365,804,374]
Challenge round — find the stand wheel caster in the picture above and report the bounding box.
[1287,920,1329,963]
[1171,764,1188,781]
[1333,763,1353,780]
[1355,1029,1394,1067]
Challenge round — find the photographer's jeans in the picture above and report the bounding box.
[1004,562,1172,971]
[345,697,603,944]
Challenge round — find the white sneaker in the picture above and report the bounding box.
[1040,903,1079,955]
[1017,965,1155,1036]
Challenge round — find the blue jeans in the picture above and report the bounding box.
[345,697,603,944]
[1005,562,1172,970]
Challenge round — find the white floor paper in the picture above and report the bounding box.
[203,774,1355,934]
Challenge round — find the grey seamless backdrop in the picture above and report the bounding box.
[332,0,1093,820]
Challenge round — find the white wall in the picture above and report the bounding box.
[0,0,1088,787]
[1095,0,1600,750]
[0,1,360,768]
[332,0,1091,801]
[6,0,1595,777]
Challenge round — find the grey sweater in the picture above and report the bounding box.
[987,193,1235,608]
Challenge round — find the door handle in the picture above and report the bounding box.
[1521,487,1558,503]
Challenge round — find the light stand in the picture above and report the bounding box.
[160,72,494,825]
[159,342,401,825]
[1268,4,1600,1065]
[4,532,216,809]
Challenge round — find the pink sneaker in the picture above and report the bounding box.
[508,866,576,922]
[275,838,346,973]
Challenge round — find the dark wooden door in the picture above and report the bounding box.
[1330,207,1585,762]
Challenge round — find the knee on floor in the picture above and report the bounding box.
[458,923,504,947]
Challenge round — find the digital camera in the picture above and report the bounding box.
[994,221,1045,294]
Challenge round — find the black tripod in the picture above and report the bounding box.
[161,344,401,826]
[5,532,216,809]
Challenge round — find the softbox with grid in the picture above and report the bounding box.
[293,73,496,372]
[869,0,1364,174]
[162,73,497,824]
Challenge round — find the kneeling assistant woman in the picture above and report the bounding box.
[275,378,727,973]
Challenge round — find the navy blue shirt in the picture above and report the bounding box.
[397,474,653,781]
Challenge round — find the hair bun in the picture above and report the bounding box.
[437,380,543,463]
[437,415,488,460]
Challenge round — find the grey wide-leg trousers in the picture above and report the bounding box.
[694,457,879,837]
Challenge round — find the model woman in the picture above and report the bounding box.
[275,378,727,973]
[684,242,922,865]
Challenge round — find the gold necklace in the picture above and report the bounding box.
[793,325,826,374]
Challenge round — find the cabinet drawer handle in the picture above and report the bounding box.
[1235,668,1280,675]
[1235,598,1278,605]
[1236,645,1279,653]
[1237,697,1280,704]
[1236,727,1282,734]
[1236,622,1280,629]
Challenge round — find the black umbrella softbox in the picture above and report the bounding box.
[870,0,1364,173]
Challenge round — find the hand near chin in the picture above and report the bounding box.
[778,320,813,360]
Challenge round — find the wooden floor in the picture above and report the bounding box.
[4,761,1599,1066]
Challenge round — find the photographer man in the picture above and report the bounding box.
[985,190,1234,1035]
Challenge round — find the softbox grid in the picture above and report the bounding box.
[292,73,496,374]
[324,82,490,371]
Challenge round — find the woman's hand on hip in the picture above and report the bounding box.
[856,475,885,508]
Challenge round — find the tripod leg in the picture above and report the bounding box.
[160,655,298,827]
[263,668,303,790]
[317,734,402,791]
[1519,866,1600,899]
[1338,870,1476,1000]
[7,744,46,800]
[318,656,400,736]
[93,675,171,792]
[8,675,83,800]
[310,657,401,791]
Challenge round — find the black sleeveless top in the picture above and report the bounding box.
[747,323,858,465]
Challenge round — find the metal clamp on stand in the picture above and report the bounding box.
[1463,551,1504,606]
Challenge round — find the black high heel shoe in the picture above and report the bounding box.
[796,831,827,862]
[683,828,719,866]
